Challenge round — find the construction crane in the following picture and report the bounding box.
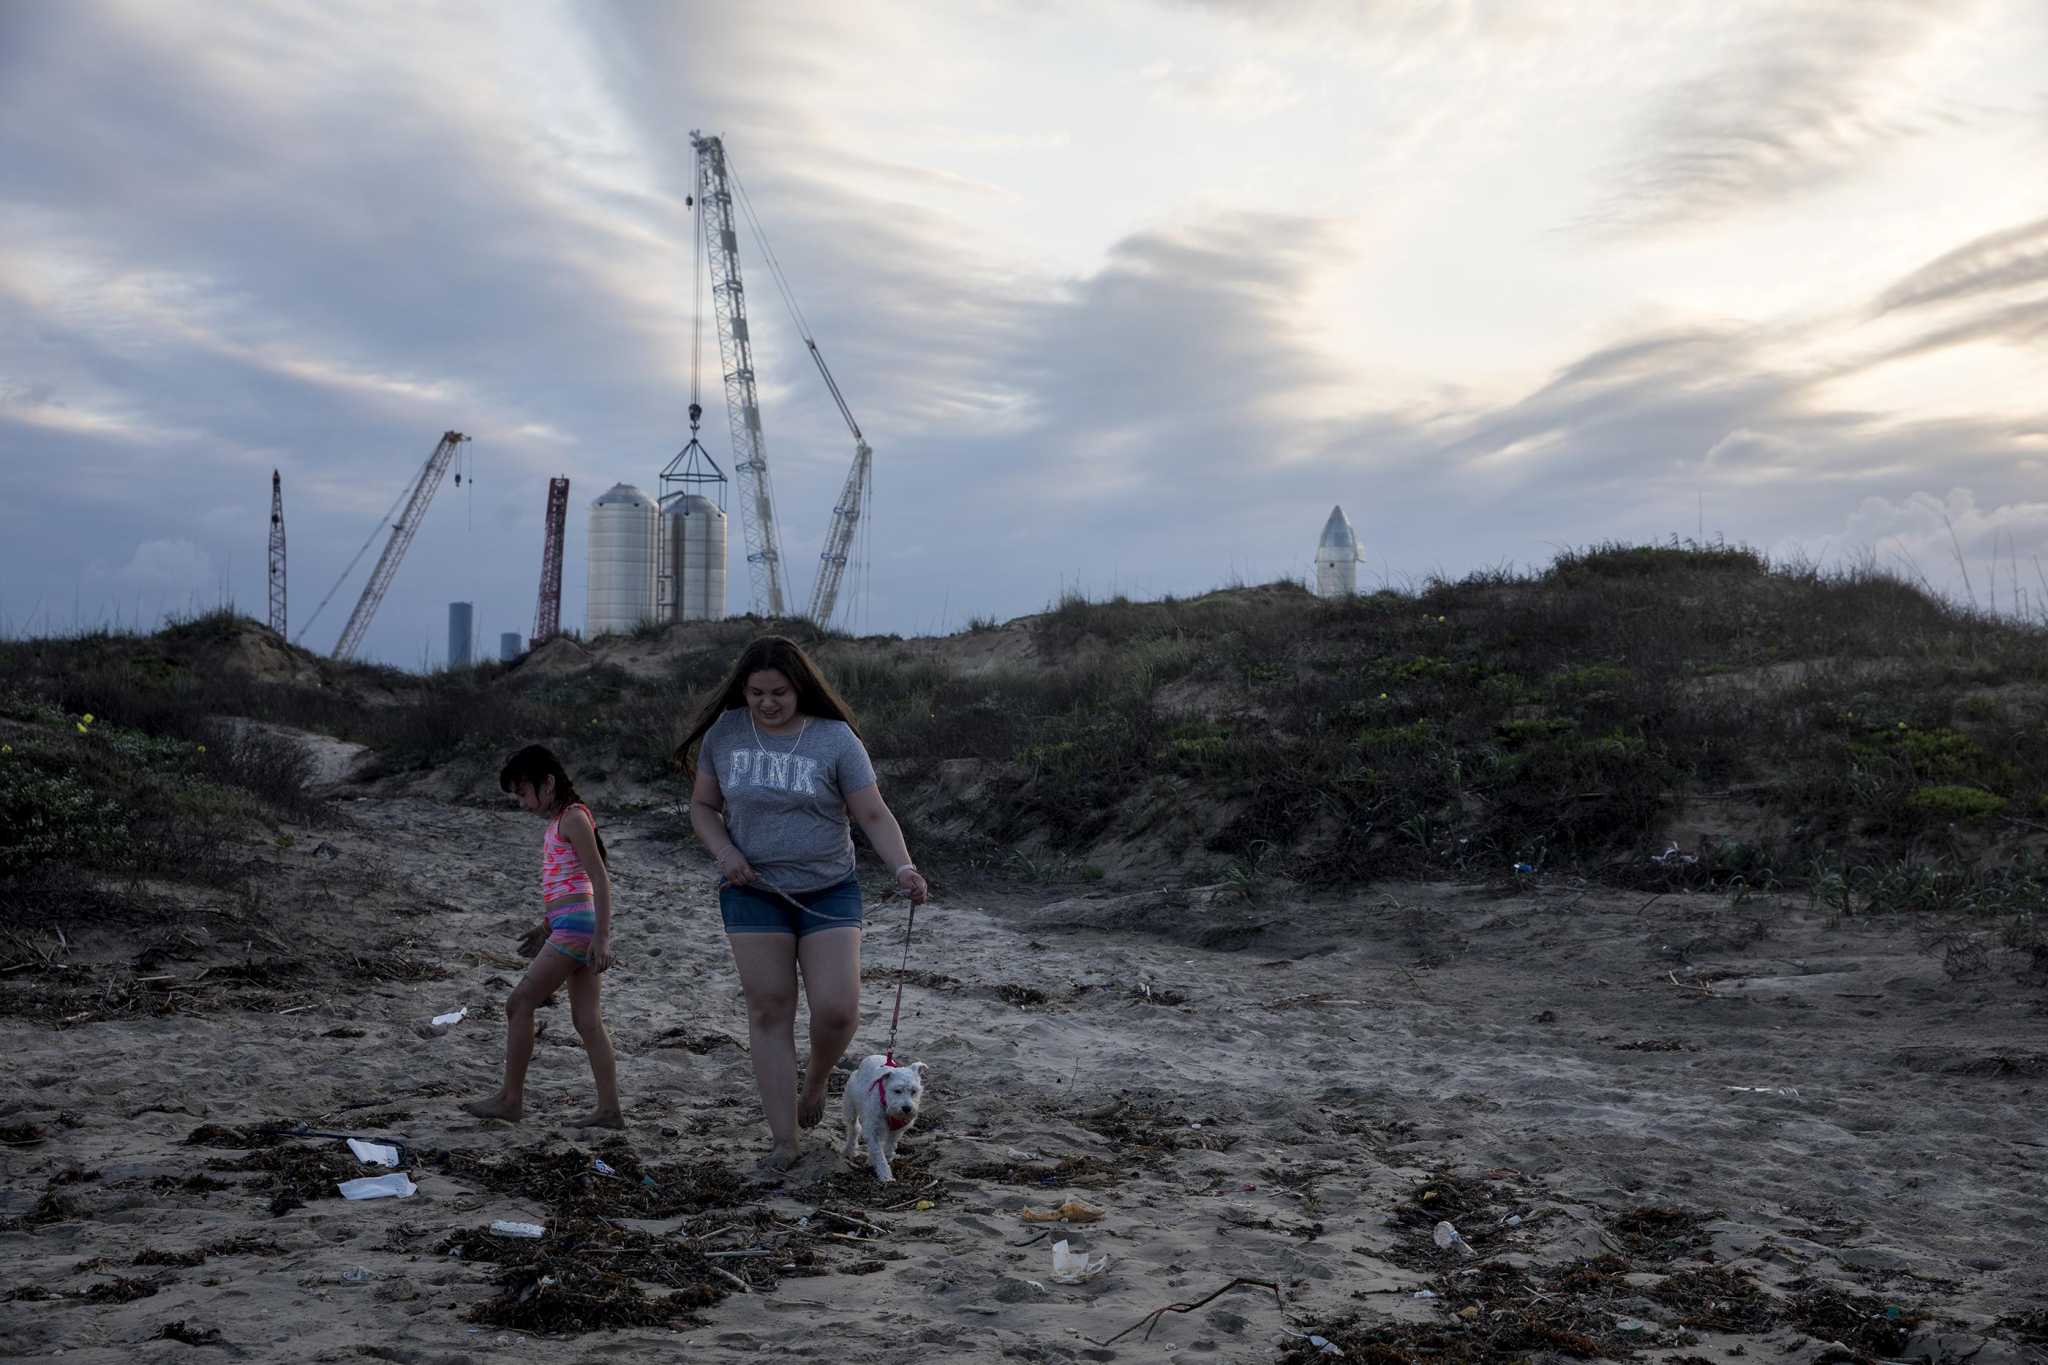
[691,132,788,616]
[804,343,871,628]
[331,431,468,661]
[689,131,875,629]
[267,470,287,637]
[532,476,569,647]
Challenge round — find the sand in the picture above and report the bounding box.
[3,792,2045,1363]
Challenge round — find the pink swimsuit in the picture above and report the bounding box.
[541,804,598,963]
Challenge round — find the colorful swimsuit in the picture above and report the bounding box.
[541,803,599,964]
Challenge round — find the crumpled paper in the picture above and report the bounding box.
[1050,1239,1109,1285]
[346,1138,400,1167]
[431,1007,466,1027]
[1020,1199,1104,1224]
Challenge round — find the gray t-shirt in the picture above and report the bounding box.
[702,709,878,894]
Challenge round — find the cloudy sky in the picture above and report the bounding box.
[4,1,2046,666]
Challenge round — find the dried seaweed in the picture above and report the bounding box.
[425,1138,752,1220]
[1651,1266,1775,1333]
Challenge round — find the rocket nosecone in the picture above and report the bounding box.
[1317,505,1359,555]
[1315,505,1361,598]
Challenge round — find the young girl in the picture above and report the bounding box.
[464,745,623,1129]
[675,635,929,1172]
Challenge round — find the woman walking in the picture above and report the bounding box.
[676,636,929,1172]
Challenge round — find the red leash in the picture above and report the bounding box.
[882,899,917,1067]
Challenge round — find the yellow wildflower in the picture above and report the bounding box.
[76,722,87,734]
[82,713,94,724]
[197,744,207,754]
[1378,692,1389,700]
[1,744,11,754]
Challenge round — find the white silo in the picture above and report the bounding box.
[663,493,728,622]
[587,484,658,635]
[1315,505,1362,598]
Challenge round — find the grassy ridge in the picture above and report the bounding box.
[6,547,2048,945]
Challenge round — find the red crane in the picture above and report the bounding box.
[532,476,569,646]
[267,470,287,637]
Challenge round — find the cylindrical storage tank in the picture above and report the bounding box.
[499,631,522,662]
[664,494,728,623]
[448,601,474,668]
[587,484,658,635]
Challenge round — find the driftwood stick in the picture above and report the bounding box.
[814,1207,887,1236]
[1094,1276,1283,1347]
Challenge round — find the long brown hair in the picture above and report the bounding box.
[673,635,860,776]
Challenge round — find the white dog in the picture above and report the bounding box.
[842,1053,927,1182]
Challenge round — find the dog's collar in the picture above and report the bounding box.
[871,1072,914,1131]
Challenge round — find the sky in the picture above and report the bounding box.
[3,0,2047,667]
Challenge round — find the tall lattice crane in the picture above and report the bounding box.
[532,476,569,646]
[332,431,468,661]
[267,470,287,637]
[691,133,787,616]
[689,131,875,629]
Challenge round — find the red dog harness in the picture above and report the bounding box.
[871,1071,913,1130]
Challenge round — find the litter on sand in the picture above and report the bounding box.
[346,1138,401,1167]
[1051,1239,1110,1285]
[489,1220,546,1238]
[1281,1328,1345,1357]
[431,1007,467,1027]
[338,1173,417,1200]
[1726,1085,1801,1097]
[1021,1199,1105,1224]
[1432,1220,1476,1256]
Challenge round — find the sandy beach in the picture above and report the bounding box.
[5,788,2045,1363]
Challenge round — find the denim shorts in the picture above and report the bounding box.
[718,876,863,938]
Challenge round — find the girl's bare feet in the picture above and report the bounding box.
[463,1094,523,1122]
[570,1108,626,1131]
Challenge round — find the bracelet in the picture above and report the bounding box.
[895,863,918,877]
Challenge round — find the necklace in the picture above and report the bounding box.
[750,712,809,754]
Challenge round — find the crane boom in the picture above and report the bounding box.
[803,338,872,628]
[332,430,468,661]
[691,132,787,616]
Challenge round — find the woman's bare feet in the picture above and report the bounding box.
[463,1093,523,1122]
[796,1085,828,1130]
[757,1141,801,1173]
[570,1108,626,1131]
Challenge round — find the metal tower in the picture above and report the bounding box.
[532,476,569,646]
[267,469,287,637]
[691,131,787,616]
[332,431,468,661]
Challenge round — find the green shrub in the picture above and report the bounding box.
[1905,786,2007,822]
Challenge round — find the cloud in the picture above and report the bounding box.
[1585,1,1990,235]
[3,1,2046,652]
[1878,215,2048,313]
[1139,60,1303,120]
[104,538,216,593]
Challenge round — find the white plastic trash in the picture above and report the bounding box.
[1432,1220,1475,1256]
[1282,1328,1345,1357]
[1049,1239,1109,1285]
[347,1138,401,1168]
[338,1173,416,1200]
[431,1007,467,1027]
[490,1220,546,1239]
